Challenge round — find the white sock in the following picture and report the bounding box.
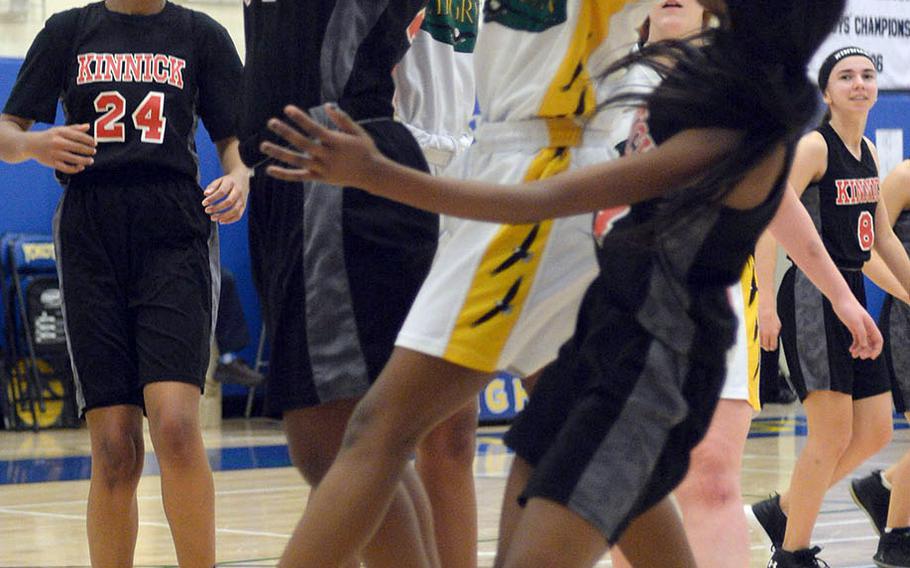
[881,471,894,491]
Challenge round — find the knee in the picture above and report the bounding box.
[676,441,740,511]
[342,395,416,460]
[93,432,144,490]
[418,410,478,470]
[857,415,893,454]
[807,424,853,460]
[149,412,201,467]
[288,443,337,486]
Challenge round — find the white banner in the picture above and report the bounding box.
[809,0,910,91]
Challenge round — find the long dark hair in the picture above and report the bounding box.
[598,0,846,228]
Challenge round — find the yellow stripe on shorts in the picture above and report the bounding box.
[740,256,761,411]
[443,0,636,372]
[443,148,572,372]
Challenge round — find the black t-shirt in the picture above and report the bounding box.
[237,0,425,167]
[801,122,880,270]
[3,1,242,182]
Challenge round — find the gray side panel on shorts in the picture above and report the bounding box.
[793,268,831,391]
[567,340,690,538]
[793,186,832,392]
[207,223,221,370]
[52,191,85,414]
[890,301,910,403]
[321,0,390,102]
[301,104,371,402]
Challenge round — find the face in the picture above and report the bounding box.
[648,0,707,41]
[824,56,878,115]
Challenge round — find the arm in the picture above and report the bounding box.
[201,137,251,224]
[260,104,738,223]
[0,114,95,173]
[863,250,910,304]
[754,231,781,351]
[871,198,910,299]
[768,186,882,359]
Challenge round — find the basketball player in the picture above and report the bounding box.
[260,1,657,565]
[0,1,245,566]
[238,2,442,567]
[393,4,482,568]
[261,1,883,566]
[841,159,910,567]
[603,2,759,566]
[749,47,910,567]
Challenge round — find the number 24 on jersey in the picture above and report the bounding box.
[94,90,166,144]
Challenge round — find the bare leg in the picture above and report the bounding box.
[781,391,855,550]
[278,348,491,568]
[284,399,439,568]
[616,498,697,568]
[499,498,609,568]
[492,455,534,568]
[144,382,215,568]
[85,405,145,568]
[673,399,753,568]
[778,392,892,518]
[416,401,479,568]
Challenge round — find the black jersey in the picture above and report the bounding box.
[3,2,242,182]
[800,122,880,270]
[594,107,792,364]
[237,0,425,166]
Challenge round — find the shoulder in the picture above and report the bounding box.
[182,6,232,37]
[796,130,829,164]
[43,4,90,33]
[886,160,910,187]
[864,136,880,166]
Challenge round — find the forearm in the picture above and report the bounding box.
[769,189,854,306]
[215,138,247,177]
[0,120,33,163]
[754,231,778,311]
[863,251,910,303]
[875,234,910,298]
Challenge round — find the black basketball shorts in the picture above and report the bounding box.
[54,171,218,415]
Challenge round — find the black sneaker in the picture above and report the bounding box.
[768,546,829,568]
[875,530,910,568]
[748,493,787,549]
[851,470,891,536]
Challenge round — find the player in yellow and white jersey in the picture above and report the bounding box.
[393,4,483,567]
[267,2,658,566]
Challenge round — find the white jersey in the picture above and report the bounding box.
[476,0,654,130]
[394,3,480,169]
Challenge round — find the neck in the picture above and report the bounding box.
[828,112,867,155]
[104,0,166,15]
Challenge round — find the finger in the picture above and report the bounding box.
[209,192,240,215]
[54,160,83,174]
[283,105,334,142]
[202,182,228,206]
[60,139,96,157]
[267,119,326,158]
[265,164,319,183]
[63,126,97,147]
[260,141,318,168]
[59,152,94,166]
[324,103,369,137]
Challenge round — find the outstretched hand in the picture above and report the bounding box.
[261,104,386,189]
[832,296,883,360]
